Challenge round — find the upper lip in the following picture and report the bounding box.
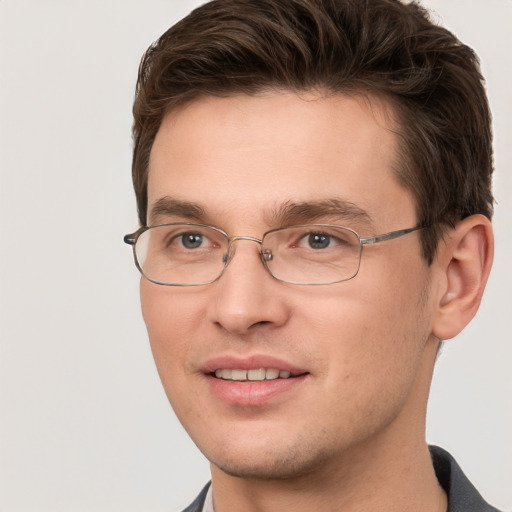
[201,354,308,375]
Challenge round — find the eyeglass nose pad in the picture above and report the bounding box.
[222,241,238,267]
[261,249,273,262]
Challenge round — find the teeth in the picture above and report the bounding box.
[248,368,266,381]
[214,369,231,379]
[214,368,295,381]
[265,368,279,379]
[231,369,247,381]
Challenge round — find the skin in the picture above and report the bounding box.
[140,91,493,511]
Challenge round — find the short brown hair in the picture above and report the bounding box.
[131,0,493,263]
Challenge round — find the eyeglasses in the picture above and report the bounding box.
[124,223,425,286]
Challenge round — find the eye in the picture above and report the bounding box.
[179,232,204,249]
[148,225,225,258]
[298,232,339,250]
[306,233,331,249]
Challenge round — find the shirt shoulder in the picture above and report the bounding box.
[430,445,502,512]
[182,450,503,512]
[181,482,211,512]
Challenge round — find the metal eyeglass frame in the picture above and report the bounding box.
[124,223,426,286]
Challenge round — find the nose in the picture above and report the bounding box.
[208,238,290,335]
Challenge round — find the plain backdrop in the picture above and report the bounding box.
[0,1,510,511]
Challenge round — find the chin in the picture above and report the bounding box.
[213,455,320,481]
[204,432,340,481]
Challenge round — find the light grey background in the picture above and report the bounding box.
[0,1,510,511]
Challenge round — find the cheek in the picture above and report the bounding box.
[139,281,215,425]
[299,262,431,383]
[140,281,205,374]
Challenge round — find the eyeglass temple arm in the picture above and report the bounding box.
[360,225,425,245]
[124,233,136,245]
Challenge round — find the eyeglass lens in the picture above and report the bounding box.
[133,224,362,286]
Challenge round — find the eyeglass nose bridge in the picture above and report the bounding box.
[229,235,263,244]
[222,234,273,268]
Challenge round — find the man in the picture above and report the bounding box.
[124,0,499,510]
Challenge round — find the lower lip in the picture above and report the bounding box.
[205,374,308,406]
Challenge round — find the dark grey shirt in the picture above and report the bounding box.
[430,445,501,512]
[182,446,502,512]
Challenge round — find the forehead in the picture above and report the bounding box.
[147,91,416,230]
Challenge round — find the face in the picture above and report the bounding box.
[141,91,437,480]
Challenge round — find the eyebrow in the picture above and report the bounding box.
[269,199,374,229]
[149,196,206,224]
[148,196,374,229]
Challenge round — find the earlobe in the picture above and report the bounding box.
[431,215,494,341]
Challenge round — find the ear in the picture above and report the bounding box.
[431,214,494,341]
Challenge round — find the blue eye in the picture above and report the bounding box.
[180,233,204,249]
[294,229,352,251]
[307,233,331,249]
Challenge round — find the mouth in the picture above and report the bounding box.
[203,357,309,405]
[212,368,305,381]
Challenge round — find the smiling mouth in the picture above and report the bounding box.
[213,368,306,382]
